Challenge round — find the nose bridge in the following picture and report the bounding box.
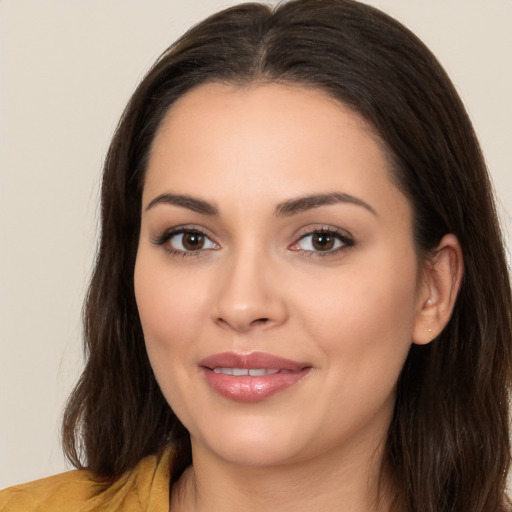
[213,243,288,332]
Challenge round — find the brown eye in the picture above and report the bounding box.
[161,229,218,254]
[182,232,205,251]
[291,229,351,255]
[311,233,335,251]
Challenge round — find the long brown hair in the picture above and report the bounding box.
[62,1,512,510]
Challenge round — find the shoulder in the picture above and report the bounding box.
[0,469,103,512]
[0,447,176,512]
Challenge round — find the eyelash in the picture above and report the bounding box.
[289,226,354,258]
[152,225,354,258]
[152,226,219,258]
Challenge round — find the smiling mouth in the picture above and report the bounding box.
[199,351,310,372]
[212,368,293,376]
[199,352,312,402]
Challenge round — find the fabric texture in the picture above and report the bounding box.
[0,447,175,512]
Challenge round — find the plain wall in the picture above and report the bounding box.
[0,0,511,489]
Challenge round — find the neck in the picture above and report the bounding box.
[170,435,392,512]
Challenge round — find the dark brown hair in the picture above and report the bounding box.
[62,1,512,510]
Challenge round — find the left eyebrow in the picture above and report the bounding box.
[274,192,377,217]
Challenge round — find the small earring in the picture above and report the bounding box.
[426,298,434,306]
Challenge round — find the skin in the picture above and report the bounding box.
[134,82,462,511]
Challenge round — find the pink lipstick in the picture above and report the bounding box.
[199,352,311,402]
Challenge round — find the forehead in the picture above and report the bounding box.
[150,82,380,155]
[143,82,408,222]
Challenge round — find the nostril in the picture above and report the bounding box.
[251,317,270,325]
[215,316,270,332]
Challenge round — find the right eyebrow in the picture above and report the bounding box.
[145,193,219,216]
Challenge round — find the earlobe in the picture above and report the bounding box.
[412,234,464,345]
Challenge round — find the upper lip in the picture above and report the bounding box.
[199,351,310,372]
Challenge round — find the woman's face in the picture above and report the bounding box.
[134,83,428,469]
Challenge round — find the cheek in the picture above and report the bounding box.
[296,255,419,432]
[134,254,209,426]
[134,253,206,360]
[295,251,419,373]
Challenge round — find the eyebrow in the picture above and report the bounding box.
[275,192,377,217]
[145,193,219,215]
[145,191,376,217]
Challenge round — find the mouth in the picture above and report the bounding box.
[213,368,292,376]
[199,352,312,402]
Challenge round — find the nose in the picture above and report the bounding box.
[212,249,289,333]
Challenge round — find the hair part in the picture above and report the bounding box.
[62,1,512,510]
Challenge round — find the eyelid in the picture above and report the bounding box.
[152,224,220,256]
[151,223,353,258]
[288,225,354,256]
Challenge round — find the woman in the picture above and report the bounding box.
[1,0,510,511]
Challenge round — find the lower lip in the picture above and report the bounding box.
[202,368,310,402]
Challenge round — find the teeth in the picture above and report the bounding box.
[213,368,234,375]
[213,368,281,376]
[248,369,268,376]
[249,368,280,376]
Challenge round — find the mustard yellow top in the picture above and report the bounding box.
[0,448,175,512]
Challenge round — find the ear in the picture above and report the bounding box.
[412,234,464,345]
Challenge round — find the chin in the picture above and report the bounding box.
[203,439,302,468]
[189,419,312,468]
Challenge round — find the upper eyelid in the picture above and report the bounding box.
[289,226,355,252]
[294,225,353,240]
[152,225,217,245]
[151,224,353,249]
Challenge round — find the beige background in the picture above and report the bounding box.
[0,0,511,489]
